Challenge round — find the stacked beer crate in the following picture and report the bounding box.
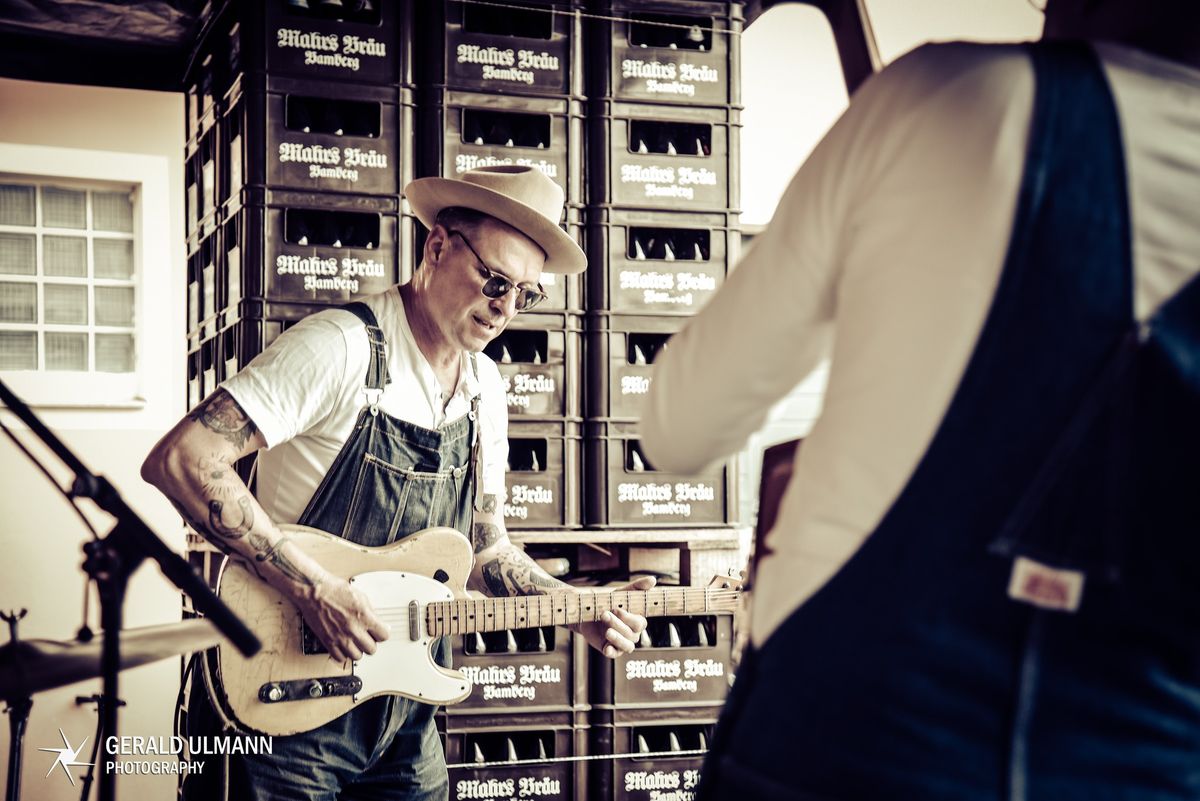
[589,614,735,801]
[179,0,419,725]
[183,0,417,419]
[413,4,589,800]
[179,3,744,797]
[183,39,221,414]
[582,0,741,530]
[582,2,744,796]
[415,0,586,536]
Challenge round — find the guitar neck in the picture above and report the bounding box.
[425,587,737,637]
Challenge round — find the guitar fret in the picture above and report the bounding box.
[423,586,740,641]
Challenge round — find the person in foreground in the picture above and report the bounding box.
[143,165,651,801]
[641,1,1200,798]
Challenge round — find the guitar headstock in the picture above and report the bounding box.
[706,570,745,593]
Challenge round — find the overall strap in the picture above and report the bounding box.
[467,351,486,512]
[984,39,1133,598]
[342,301,390,413]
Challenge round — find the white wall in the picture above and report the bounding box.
[0,78,187,801]
[740,0,1045,227]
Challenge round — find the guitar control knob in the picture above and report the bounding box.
[266,684,285,703]
[308,680,324,698]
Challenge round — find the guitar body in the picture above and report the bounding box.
[205,523,744,737]
[208,524,475,736]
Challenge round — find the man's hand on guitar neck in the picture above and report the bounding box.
[468,497,652,658]
[571,575,657,658]
[142,389,390,663]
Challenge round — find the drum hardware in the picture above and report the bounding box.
[0,613,223,801]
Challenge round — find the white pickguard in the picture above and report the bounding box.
[350,571,471,705]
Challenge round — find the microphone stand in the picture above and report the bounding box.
[2,610,31,801]
[0,379,260,801]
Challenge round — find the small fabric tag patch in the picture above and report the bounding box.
[1007,556,1085,612]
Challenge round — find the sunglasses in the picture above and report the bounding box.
[447,229,548,312]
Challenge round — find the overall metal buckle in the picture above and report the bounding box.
[364,387,383,416]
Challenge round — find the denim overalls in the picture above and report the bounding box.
[700,42,1200,801]
[187,301,478,801]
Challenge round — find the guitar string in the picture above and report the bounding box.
[373,602,743,619]
[375,609,740,627]
[368,589,743,615]
[371,591,743,629]
[357,590,742,640]
[372,589,744,607]
[446,748,709,770]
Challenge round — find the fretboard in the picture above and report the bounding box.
[424,587,739,637]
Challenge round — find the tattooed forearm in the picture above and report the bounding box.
[472,522,503,553]
[521,566,561,591]
[187,390,258,450]
[248,534,315,587]
[480,550,563,597]
[208,496,255,540]
[195,453,253,541]
[156,418,309,594]
[169,498,231,554]
[198,454,236,498]
[481,559,510,596]
[479,494,498,515]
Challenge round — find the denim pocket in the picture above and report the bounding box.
[342,453,455,546]
[342,453,413,546]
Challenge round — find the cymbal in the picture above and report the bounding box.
[0,619,223,700]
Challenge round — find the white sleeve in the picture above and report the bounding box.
[639,47,938,474]
[476,356,511,498]
[220,313,358,449]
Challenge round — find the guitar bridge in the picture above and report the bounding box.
[258,676,362,704]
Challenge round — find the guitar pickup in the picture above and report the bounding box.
[301,623,327,655]
[258,676,362,704]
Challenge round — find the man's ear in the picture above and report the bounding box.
[424,223,451,268]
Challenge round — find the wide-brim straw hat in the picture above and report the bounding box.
[404,165,586,274]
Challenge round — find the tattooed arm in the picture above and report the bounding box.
[141,389,388,662]
[467,494,653,658]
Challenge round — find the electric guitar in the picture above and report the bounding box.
[204,523,743,736]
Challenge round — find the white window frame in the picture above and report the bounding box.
[0,144,171,409]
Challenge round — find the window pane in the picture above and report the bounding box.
[95,285,134,326]
[0,233,36,275]
[45,331,88,371]
[45,283,88,325]
[96,333,134,372]
[0,281,37,323]
[94,239,134,279]
[0,184,35,226]
[0,331,37,369]
[44,236,88,277]
[94,191,134,233]
[42,186,87,229]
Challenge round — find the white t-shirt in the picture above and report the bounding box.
[222,285,510,525]
[640,42,1200,645]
